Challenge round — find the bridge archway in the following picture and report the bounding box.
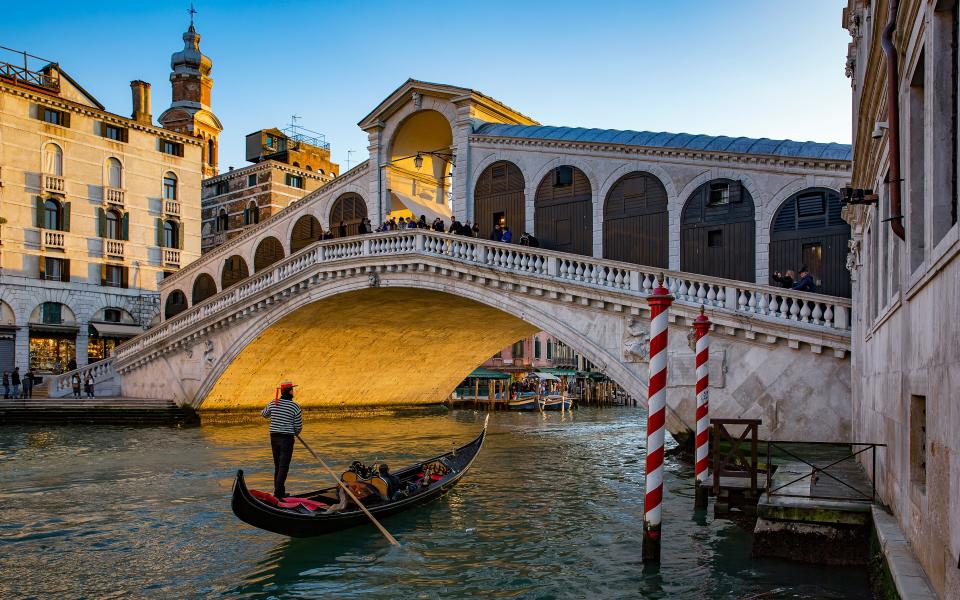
[769,187,850,297]
[534,165,593,256]
[290,214,322,253]
[385,109,454,223]
[192,274,217,305]
[165,290,188,319]
[474,160,524,241]
[254,236,285,272]
[329,193,367,237]
[602,171,668,267]
[680,178,755,282]
[221,255,250,289]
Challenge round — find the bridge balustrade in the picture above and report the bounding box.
[114,230,851,367]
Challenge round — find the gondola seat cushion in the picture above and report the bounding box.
[250,489,328,511]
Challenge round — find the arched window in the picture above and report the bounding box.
[243,200,260,225]
[43,143,63,176]
[217,209,229,232]
[534,165,592,256]
[474,160,525,243]
[305,165,313,172]
[44,199,62,230]
[106,210,121,240]
[192,273,217,304]
[107,157,122,188]
[164,290,188,319]
[221,255,249,289]
[680,179,755,283]
[206,138,215,165]
[163,172,178,201]
[254,236,285,272]
[329,193,367,237]
[290,214,322,252]
[602,171,669,267]
[163,220,178,248]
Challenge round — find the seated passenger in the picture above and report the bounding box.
[377,464,401,499]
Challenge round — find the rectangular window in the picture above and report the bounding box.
[546,341,553,360]
[707,229,723,247]
[247,173,257,187]
[215,181,229,195]
[103,264,127,288]
[41,302,62,324]
[160,140,184,157]
[104,309,122,323]
[910,395,927,489]
[512,341,525,359]
[708,183,730,205]
[802,242,823,288]
[796,192,826,217]
[101,123,128,142]
[42,257,69,282]
[554,166,573,187]
[163,176,178,200]
[534,339,541,359]
[42,107,68,126]
[285,174,303,188]
[908,50,926,272]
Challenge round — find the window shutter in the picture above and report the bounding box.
[254,207,260,224]
[178,222,185,250]
[121,212,130,241]
[242,208,248,225]
[97,208,106,237]
[121,127,129,143]
[62,259,70,283]
[62,202,71,231]
[38,256,46,280]
[729,181,743,204]
[62,111,71,128]
[100,263,107,287]
[121,266,129,289]
[156,218,164,247]
[35,197,44,228]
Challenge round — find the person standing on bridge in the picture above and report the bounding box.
[261,381,303,500]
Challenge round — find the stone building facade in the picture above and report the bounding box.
[200,128,337,252]
[843,1,959,596]
[0,24,211,377]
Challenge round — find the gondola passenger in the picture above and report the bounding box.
[261,380,303,500]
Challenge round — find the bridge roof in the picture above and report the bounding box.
[472,123,852,161]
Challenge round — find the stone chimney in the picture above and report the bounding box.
[130,80,152,125]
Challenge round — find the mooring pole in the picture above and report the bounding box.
[693,306,712,510]
[643,274,673,563]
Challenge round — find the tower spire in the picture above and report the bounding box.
[188,3,197,29]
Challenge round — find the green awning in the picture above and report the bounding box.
[467,368,511,380]
[538,368,578,377]
[586,372,609,381]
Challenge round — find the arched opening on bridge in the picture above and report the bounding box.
[386,109,454,225]
[474,160,524,241]
[534,166,592,256]
[680,179,755,283]
[602,171,668,267]
[769,188,851,297]
[165,290,188,319]
[330,193,367,237]
[221,255,250,289]
[254,236,285,272]
[290,214,322,253]
[192,274,217,305]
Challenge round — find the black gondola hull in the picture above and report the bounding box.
[231,427,485,538]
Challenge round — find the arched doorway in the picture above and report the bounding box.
[254,236,285,272]
[602,171,668,267]
[534,166,592,256]
[192,273,217,304]
[386,110,454,224]
[165,290,188,319]
[290,214,322,252]
[474,161,524,240]
[680,179,755,282]
[770,188,851,297]
[221,255,249,289]
[329,194,367,237]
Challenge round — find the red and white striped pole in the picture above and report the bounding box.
[693,307,712,509]
[643,274,673,563]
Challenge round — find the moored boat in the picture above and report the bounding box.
[541,395,573,411]
[508,392,540,411]
[231,424,487,537]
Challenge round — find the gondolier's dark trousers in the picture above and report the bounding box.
[270,433,295,499]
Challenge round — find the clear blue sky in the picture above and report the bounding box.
[3,1,851,172]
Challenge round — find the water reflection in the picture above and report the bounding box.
[0,409,871,599]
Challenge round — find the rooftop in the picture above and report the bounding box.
[473,123,852,162]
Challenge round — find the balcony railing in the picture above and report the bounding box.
[0,59,60,92]
[163,248,181,268]
[104,187,125,207]
[42,230,65,251]
[43,174,65,194]
[103,239,125,259]
[163,200,181,218]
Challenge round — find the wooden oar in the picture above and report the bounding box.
[296,435,400,547]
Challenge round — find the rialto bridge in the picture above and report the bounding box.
[52,80,857,442]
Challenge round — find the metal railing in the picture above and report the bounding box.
[0,55,60,92]
[765,441,885,503]
[711,418,761,497]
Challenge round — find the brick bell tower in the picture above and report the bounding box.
[158,9,223,177]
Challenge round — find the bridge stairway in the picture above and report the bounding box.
[0,397,197,426]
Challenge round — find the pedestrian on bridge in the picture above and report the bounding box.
[261,381,303,500]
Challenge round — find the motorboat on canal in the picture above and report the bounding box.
[231,422,487,538]
[508,392,540,410]
[540,395,573,411]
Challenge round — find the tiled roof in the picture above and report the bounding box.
[473,123,852,161]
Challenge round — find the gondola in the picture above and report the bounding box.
[231,423,487,538]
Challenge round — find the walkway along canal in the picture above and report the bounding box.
[0,408,872,598]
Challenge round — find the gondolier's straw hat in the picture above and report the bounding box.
[279,380,297,390]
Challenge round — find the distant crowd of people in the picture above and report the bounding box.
[371,214,539,246]
[771,265,817,293]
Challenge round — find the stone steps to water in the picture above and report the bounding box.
[0,397,197,426]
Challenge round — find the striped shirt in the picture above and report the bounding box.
[261,397,303,435]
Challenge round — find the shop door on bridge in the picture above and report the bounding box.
[769,188,851,297]
[534,166,592,257]
[603,171,668,267]
[474,161,524,240]
[680,179,755,283]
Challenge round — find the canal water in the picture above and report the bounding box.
[0,408,872,599]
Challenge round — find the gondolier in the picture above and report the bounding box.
[261,380,303,500]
